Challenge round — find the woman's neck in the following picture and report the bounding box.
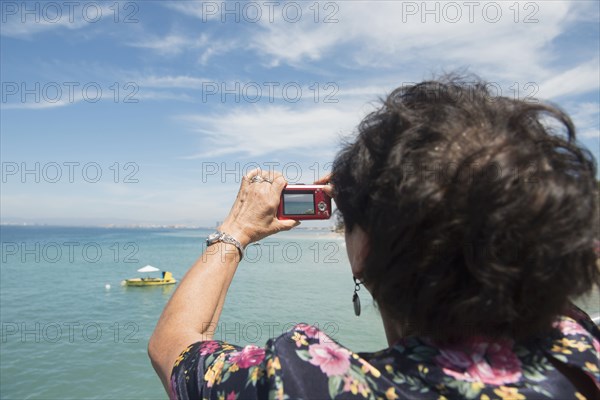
[381,311,405,346]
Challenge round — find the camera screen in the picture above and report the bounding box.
[283,192,315,215]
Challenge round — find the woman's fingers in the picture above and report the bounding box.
[314,173,334,198]
[272,173,287,192]
[278,218,301,230]
[314,173,332,185]
[321,185,334,198]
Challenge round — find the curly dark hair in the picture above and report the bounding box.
[331,76,599,341]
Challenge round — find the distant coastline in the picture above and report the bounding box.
[0,222,204,229]
[0,222,337,231]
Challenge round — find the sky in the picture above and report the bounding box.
[1,0,599,227]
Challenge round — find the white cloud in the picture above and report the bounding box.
[137,75,208,89]
[568,102,600,139]
[337,85,391,98]
[0,72,203,109]
[162,2,216,21]
[124,30,236,64]
[250,22,341,67]
[135,90,195,102]
[538,59,600,100]
[126,33,209,56]
[198,39,239,65]
[248,1,581,81]
[1,3,113,38]
[178,104,367,158]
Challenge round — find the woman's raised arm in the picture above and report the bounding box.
[148,169,298,392]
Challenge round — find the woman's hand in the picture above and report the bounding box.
[314,173,334,199]
[219,169,300,247]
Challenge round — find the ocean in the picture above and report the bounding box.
[1,226,598,400]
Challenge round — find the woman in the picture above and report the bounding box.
[149,77,600,399]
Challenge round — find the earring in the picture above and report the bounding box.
[352,276,362,316]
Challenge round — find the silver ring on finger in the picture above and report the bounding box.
[250,175,273,184]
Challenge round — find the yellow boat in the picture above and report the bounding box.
[124,271,177,287]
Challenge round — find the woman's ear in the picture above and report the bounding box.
[345,225,370,279]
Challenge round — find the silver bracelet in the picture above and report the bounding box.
[206,231,244,259]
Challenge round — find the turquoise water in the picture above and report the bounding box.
[1,226,598,400]
[0,226,385,399]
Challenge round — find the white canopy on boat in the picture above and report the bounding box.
[137,265,160,273]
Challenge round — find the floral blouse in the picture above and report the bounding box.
[171,305,600,400]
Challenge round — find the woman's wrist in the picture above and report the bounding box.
[208,241,243,263]
[218,222,252,248]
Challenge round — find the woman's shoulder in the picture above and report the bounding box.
[170,323,399,399]
[367,306,600,399]
[171,316,600,400]
[540,304,600,383]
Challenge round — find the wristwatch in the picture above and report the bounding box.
[206,231,244,259]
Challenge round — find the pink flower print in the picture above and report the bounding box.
[226,391,237,400]
[199,341,220,356]
[308,341,351,377]
[435,337,522,385]
[294,323,322,339]
[436,348,473,373]
[342,375,354,392]
[554,317,590,336]
[228,345,265,368]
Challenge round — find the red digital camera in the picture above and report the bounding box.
[277,184,332,220]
